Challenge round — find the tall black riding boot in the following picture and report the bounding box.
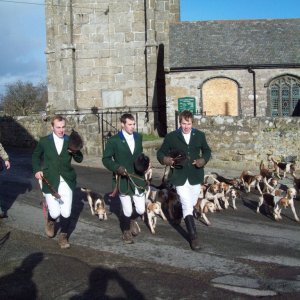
[122,215,134,244]
[59,216,70,249]
[184,215,201,251]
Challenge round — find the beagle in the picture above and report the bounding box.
[81,188,108,220]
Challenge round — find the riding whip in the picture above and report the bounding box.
[41,176,61,199]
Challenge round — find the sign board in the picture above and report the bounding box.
[102,90,123,108]
[178,97,196,113]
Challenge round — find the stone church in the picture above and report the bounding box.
[45,0,300,135]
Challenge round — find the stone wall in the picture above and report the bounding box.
[1,115,299,171]
[45,0,180,113]
[165,68,300,128]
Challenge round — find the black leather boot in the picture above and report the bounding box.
[184,215,201,251]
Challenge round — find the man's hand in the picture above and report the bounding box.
[192,158,206,168]
[163,156,174,166]
[116,166,127,176]
[67,149,78,154]
[4,160,10,170]
[35,171,44,180]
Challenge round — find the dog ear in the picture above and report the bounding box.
[203,204,208,214]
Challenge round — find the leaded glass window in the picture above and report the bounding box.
[269,76,300,116]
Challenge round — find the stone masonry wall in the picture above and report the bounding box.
[1,115,299,171]
[45,0,180,113]
[165,68,300,129]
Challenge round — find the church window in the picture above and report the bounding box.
[269,76,300,116]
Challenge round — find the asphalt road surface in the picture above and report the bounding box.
[0,147,300,299]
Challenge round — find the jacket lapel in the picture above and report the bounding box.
[175,128,186,145]
[118,131,134,156]
[62,135,69,155]
[47,134,59,156]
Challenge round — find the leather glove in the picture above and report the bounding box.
[116,166,126,176]
[193,158,206,168]
[163,156,174,166]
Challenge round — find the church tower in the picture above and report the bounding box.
[45,0,180,133]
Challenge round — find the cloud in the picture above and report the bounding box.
[0,1,46,94]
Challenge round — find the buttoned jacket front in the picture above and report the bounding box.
[102,131,146,195]
[157,128,211,186]
[32,134,83,193]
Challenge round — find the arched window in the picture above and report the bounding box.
[201,77,240,116]
[269,75,300,116]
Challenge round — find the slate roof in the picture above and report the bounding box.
[169,19,300,70]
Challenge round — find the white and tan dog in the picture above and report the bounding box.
[203,183,223,211]
[194,197,216,226]
[256,189,283,220]
[145,189,167,234]
[240,170,263,194]
[225,188,240,210]
[271,157,295,179]
[274,187,299,222]
[81,188,108,220]
[291,172,300,194]
[257,187,298,222]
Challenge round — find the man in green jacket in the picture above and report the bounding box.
[0,143,11,218]
[157,110,211,251]
[32,115,83,249]
[102,113,147,244]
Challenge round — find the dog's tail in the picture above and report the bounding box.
[259,160,264,171]
[81,187,91,193]
[240,170,249,179]
[204,174,219,184]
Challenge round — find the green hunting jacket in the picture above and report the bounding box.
[102,131,147,195]
[32,134,83,194]
[157,128,211,186]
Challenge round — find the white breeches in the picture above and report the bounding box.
[119,188,146,217]
[44,178,73,219]
[176,180,200,218]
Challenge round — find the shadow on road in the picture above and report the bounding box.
[70,266,146,300]
[0,252,43,299]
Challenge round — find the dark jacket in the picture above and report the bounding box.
[157,128,211,186]
[102,131,146,195]
[32,134,83,193]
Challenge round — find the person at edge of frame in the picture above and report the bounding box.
[0,143,11,218]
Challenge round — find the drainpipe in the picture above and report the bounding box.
[144,0,149,120]
[248,67,256,116]
[70,1,78,111]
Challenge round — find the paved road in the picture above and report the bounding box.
[0,147,300,299]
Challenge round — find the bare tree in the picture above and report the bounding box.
[0,81,47,116]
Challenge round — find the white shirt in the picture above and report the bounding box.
[122,130,135,154]
[52,133,66,183]
[182,131,191,144]
[53,133,64,155]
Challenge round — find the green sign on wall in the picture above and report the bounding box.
[178,97,196,113]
